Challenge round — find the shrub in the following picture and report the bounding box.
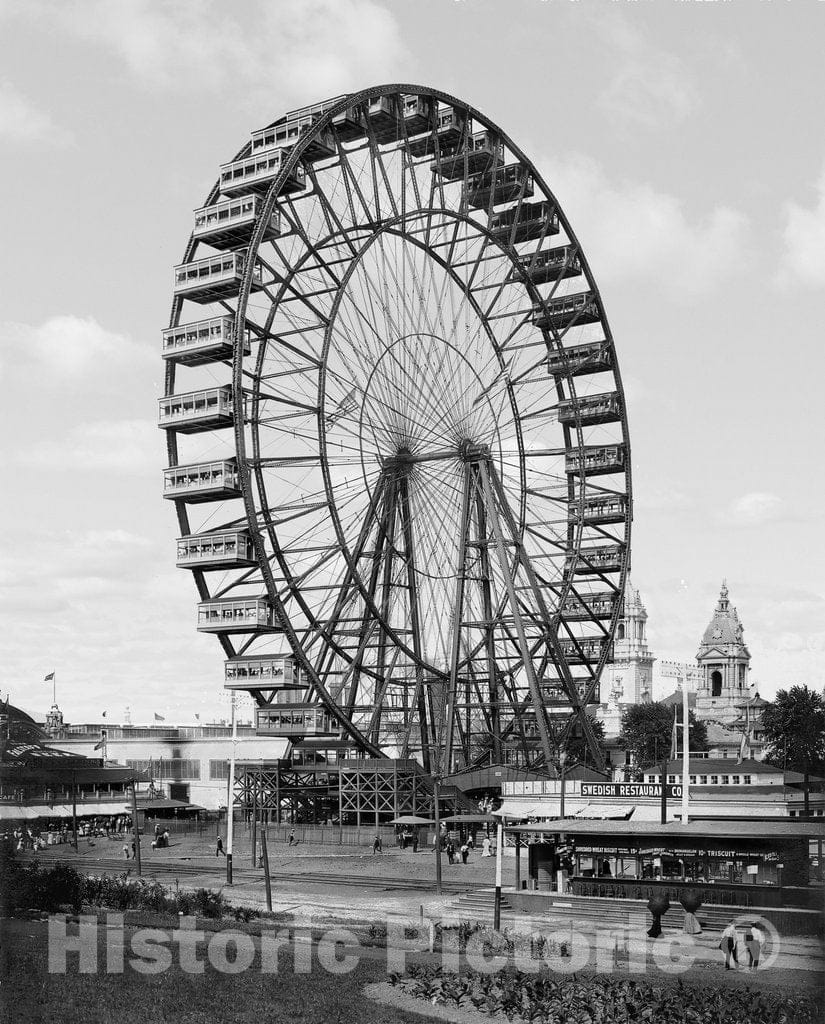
[395,965,823,1024]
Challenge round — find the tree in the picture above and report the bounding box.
[761,685,825,816]
[565,716,607,768]
[619,702,708,774]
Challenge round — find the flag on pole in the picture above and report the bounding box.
[44,672,54,681]
[154,713,165,722]
[737,731,748,764]
[102,711,107,718]
[194,713,200,721]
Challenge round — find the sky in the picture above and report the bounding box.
[1,0,823,724]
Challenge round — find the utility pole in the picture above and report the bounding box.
[260,829,272,912]
[130,780,142,876]
[681,682,690,825]
[493,814,503,930]
[433,775,443,896]
[71,770,78,850]
[226,693,237,885]
[559,748,568,819]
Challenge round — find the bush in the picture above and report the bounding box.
[394,966,823,1024]
[0,854,84,916]
[0,858,230,922]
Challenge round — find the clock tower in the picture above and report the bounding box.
[695,581,751,725]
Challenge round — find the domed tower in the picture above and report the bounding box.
[695,581,750,725]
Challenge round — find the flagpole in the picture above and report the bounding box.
[681,682,690,825]
[53,671,56,707]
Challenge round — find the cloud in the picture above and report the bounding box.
[0,79,72,145]
[1,315,154,383]
[540,152,749,297]
[23,418,160,473]
[777,161,825,288]
[593,16,698,130]
[1,1,409,100]
[724,491,787,527]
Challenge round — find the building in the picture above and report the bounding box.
[601,579,655,706]
[0,703,144,829]
[503,819,825,934]
[41,714,287,811]
[498,757,824,821]
[695,581,751,726]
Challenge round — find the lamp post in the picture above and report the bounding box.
[433,775,443,896]
[226,693,237,885]
[493,811,504,931]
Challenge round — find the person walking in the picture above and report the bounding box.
[481,835,491,857]
[216,836,225,856]
[446,840,455,865]
[411,831,418,854]
[372,834,382,854]
[746,923,764,970]
[288,828,296,847]
[719,921,739,970]
[460,841,469,865]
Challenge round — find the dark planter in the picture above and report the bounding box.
[647,893,671,917]
[647,893,670,938]
[680,890,702,915]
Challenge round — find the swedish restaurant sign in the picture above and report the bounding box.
[581,783,683,799]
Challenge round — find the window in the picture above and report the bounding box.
[689,775,697,785]
[209,760,229,780]
[743,775,751,785]
[667,775,676,784]
[710,775,719,785]
[721,775,730,785]
[699,775,708,785]
[732,775,740,785]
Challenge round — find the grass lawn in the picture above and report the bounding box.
[2,914,822,1024]
[0,920,436,1024]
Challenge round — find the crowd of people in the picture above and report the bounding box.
[2,815,134,851]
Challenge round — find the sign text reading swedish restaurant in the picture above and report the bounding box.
[581,783,683,799]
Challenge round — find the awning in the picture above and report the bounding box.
[629,803,669,821]
[574,803,634,820]
[493,799,589,820]
[0,804,40,821]
[442,813,498,824]
[0,801,134,821]
[137,798,205,812]
[389,815,434,826]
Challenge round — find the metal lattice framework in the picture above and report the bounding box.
[162,85,632,776]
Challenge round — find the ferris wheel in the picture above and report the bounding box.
[160,85,632,774]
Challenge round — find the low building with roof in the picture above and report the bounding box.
[40,714,288,811]
[502,818,825,933]
[497,757,824,823]
[0,702,146,830]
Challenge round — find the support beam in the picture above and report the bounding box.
[479,460,555,770]
[443,464,474,774]
[397,472,431,771]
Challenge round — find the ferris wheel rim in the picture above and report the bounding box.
[165,82,633,760]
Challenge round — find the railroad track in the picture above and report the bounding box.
[20,853,473,895]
